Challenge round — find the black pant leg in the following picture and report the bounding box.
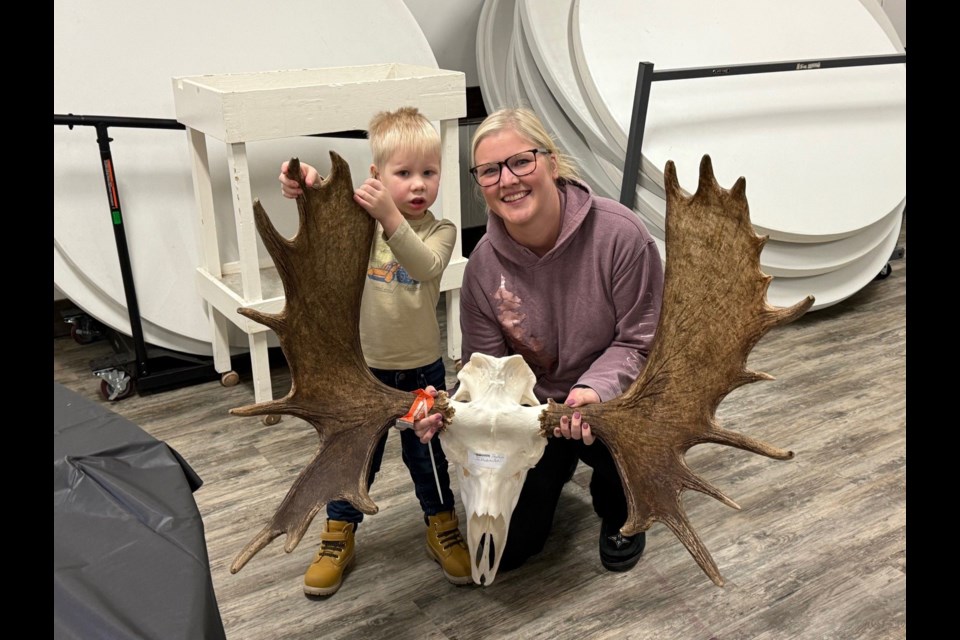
[579,440,628,528]
[498,437,579,571]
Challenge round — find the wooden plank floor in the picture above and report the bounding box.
[53,220,906,640]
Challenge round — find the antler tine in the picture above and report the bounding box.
[230,526,280,574]
[285,157,314,238]
[682,471,741,511]
[661,511,725,587]
[230,399,295,419]
[764,296,816,328]
[694,154,720,197]
[285,156,303,184]
[706,426,794,460]
[663,159,683,201]
[229,496,326,574]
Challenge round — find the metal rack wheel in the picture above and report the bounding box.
[262,415,281,426]
[875,263,893,280]
[70,323,95,345]
[100,376,134,402]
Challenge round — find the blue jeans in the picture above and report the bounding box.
[326,358,455,527]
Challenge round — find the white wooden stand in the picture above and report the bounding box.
[172,65,467,421]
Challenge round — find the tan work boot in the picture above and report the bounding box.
[303,519,355,596]
[425,511,472,585]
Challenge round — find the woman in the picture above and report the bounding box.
[419,107,664,572]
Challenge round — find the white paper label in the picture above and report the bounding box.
[468,451,507,469]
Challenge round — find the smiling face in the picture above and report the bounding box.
[375,149,441,220]
[473,127,561,240]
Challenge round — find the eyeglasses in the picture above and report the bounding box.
[469,148,550,187]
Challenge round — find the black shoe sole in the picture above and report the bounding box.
[600,552,644,572]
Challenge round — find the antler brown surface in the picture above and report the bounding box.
[542,155,814,586]
[228,154,414,574]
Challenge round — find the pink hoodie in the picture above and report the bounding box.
[461,180,664,403]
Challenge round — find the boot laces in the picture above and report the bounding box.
[436,526,465,550]
[318,539,347,559]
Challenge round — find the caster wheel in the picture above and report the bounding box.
[221,371,240,387]
[71,323,94,345]
[262,414,282,426]
[875,263,892,280]
[100,378,134,402]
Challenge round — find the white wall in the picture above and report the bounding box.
[404,0,485,85]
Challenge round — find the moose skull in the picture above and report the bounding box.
[440,353,548,585]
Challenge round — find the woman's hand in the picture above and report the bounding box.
[279,160,320,198]
[555,386,600,445]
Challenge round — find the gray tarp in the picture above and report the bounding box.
[53,382,226,639]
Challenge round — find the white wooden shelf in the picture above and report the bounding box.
[172,64,467,414]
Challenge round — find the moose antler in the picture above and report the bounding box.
[228,154,421,573]
[543,155,813,586]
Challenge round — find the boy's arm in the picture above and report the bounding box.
[385,218,457,282]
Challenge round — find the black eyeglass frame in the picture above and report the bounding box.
[468,148,551,186]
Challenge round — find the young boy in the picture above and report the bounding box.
[279,107,469,595]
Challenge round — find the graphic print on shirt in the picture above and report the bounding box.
[366,241,419,291]
[492,274,544,363]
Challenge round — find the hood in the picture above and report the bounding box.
[483,180,594,268]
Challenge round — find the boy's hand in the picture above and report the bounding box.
[412,385,443,444]
[279,161,320,198]
[354,178,402,230]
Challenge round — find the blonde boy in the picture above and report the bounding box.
[280,107,469,596]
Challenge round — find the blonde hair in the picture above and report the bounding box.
[368,107,441,169]
[471,107,581,184]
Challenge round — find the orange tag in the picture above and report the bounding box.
[396,389,434,430]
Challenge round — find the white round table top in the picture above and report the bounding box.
[514,19,622,199]
[54,245,215,355]
[479,0,518,112]
[602,168,900,311]
[476,0,501,114]
[573,0,906,241]
[54,0,438,353]
[504,4,524,102]
[767,215,902,310]
[625,171,905,277]
[518,0,619,166]
[761,200,905,277]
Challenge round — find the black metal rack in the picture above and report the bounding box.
[55,114,223,399]
[617,53,906,276]
[53,113,380,400]
[619,53,906,208]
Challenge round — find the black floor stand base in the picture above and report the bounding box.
[89,329,221,398]
[68,314,290,402]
